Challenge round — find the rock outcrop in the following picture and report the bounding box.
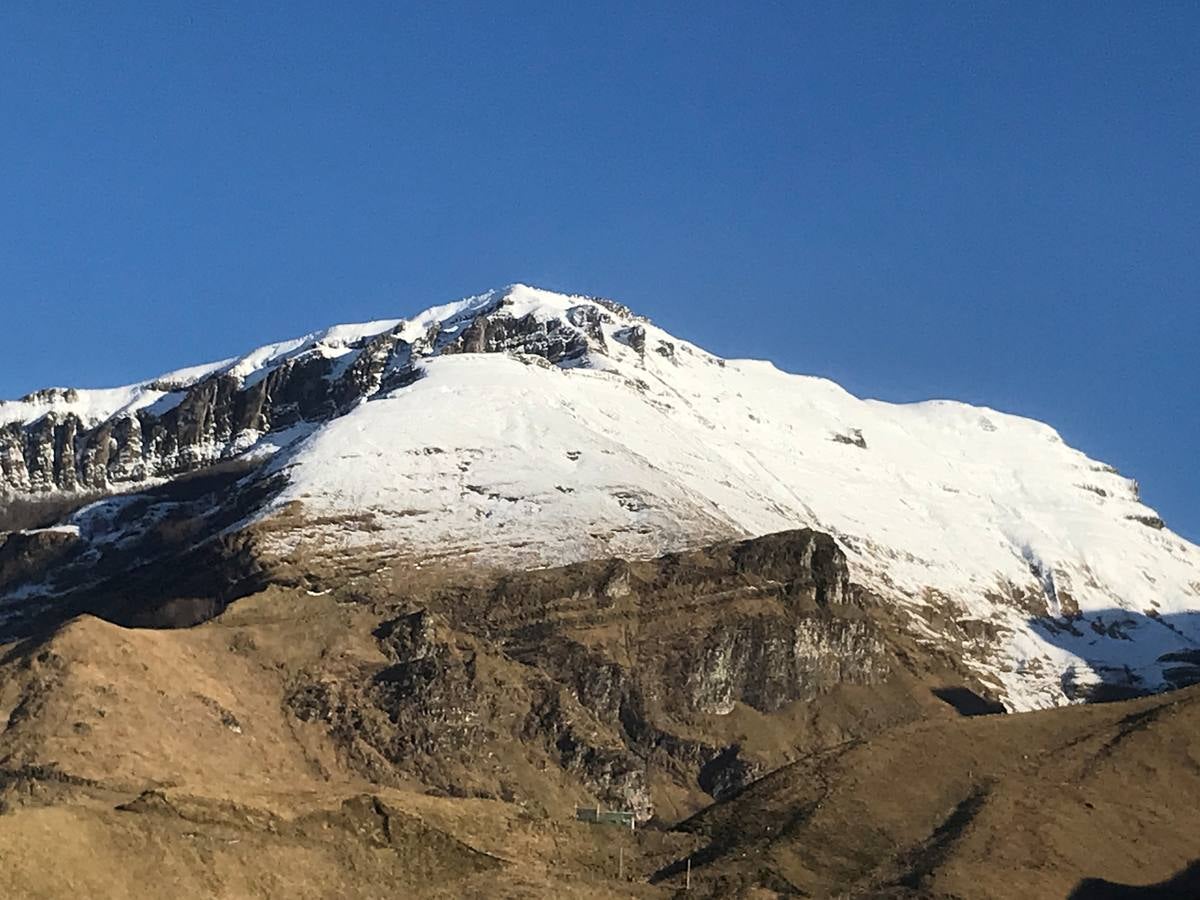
[0,291,617,497]
[283,529,974,820]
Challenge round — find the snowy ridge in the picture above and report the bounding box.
[0,319,410,431]
[3,284,1199,710]
[0,286,593,433]
[256,285,1200,709]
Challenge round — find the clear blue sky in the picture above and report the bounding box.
[2,3,1197,540]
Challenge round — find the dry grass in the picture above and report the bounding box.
[0,541,1196,898]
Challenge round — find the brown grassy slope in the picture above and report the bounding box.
[0,591,699,898]
[1,522,1014,828]
[1,566,1197,898]
[0,592,366,795]
[658,684,1200,899]
[0,781,705,900]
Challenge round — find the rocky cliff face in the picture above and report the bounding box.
[0,290,618,497]
[283,529,972,820]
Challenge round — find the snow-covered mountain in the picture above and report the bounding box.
[2,284,1198,710]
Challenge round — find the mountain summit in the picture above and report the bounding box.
[1,284,1198,710]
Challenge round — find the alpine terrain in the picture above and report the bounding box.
[1,284,1198,898]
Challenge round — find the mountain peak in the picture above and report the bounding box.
[0,286,661,431]
[1,286,1198,713]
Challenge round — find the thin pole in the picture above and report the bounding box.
[686,856,691,890]
[619,847,624,881]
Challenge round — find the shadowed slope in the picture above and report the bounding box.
[653,684,1200,898]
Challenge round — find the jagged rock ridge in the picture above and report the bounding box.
[0,289,623,494]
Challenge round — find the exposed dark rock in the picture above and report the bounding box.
[1126,514,1166,530]
[441,311,590,364]
[0,303,617,498]
[698,745,762,800]
[831,428,867,449]
[0,529,83,593]
[613,325,647,357]
[374,609,439,662]
[565,304,610,350]
[591,297,647,322]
